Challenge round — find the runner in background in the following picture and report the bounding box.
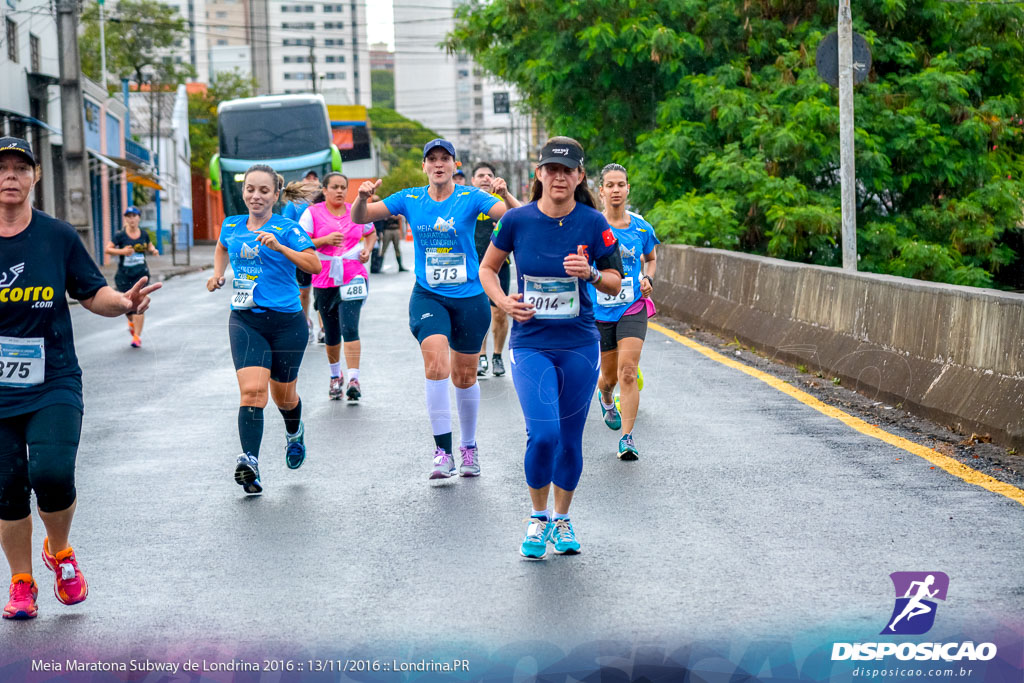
[283,170,321,340]
[453,169,467,185]
[207,164,320,495]
[298,173,376,401]
[471,162,520,377]
[591,163,659,461]
[104,206,159,348]
[480,136,623,559]
[0,137,160,620]
[351,139,512,479]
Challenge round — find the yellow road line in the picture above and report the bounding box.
[648,321,1024,508]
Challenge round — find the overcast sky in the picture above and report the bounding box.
[367,0,395,50]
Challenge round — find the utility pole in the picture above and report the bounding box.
[98,0,107,94]
[838,0,857,271]
[309,42,317,94]
[55,0,95,254]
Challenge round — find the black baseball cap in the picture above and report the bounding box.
[124,206,141,216]
[0,137,36,166]
[303,169,319,179]
[422,138,456,160]
[537,141,584,169]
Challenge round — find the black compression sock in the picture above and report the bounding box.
[238,406,264,458]
[279,399,302,435]
[433,432,453,455]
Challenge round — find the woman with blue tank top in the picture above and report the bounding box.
[590,164,660,461]
[352,139,514,480]
[206,164,320,495]
[480,137,624,559]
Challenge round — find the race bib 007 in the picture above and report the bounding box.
[231,278,256,310]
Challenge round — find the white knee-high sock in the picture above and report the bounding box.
[455,383,480,448]
[425,378,452,436]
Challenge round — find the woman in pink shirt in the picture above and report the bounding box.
[298,173,376,400]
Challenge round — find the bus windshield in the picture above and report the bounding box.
[219,103,330,159]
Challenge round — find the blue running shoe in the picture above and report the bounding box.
[550,518,581,555]
[601,399,621,430]
[285,421,306,470]
[234,453,262,494]
[520,515,551,559]
[618,433,639,461]
[429,447,456,479]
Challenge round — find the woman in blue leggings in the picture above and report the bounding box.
[480,136,623,559]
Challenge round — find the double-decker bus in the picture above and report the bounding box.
[209,94,342,216]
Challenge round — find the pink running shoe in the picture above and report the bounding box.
[42,538,88,606]
[2,574,38,620]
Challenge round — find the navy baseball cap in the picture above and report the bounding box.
[0,137,36,165]
[453,169,465,177]
[124,206,141,216]
[422,138,456,160]
[537,141,584,169]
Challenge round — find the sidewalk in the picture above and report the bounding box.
[99,241,216,285]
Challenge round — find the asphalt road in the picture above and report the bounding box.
[3,248,1022,672]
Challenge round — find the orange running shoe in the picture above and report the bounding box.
[3,574,38,620]
[130,335,142,348]
[42,538,88,605]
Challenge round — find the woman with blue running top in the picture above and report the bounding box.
[480,136,624,559]
[591,163,659,461]
[351,139,514,480]
[206,164,320,495]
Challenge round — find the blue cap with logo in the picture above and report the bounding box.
[422,138,456,160]
[124,206,141,216]
[0,137,37,166]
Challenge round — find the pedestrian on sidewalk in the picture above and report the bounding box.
[105,206,159,348]
[0,137,161,620]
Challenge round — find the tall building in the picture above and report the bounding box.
[393,0,532,193]
[248,0,370,103]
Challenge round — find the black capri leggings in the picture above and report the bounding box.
[313,286,364,346]
[0,404,83,521]
[228,309,308,383]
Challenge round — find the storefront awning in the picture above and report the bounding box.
[0,108,61,135]
[125,170,164,191]
[88,149,121,169]
[107,155,145,172]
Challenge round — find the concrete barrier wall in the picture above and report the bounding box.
[652,245,1024,449]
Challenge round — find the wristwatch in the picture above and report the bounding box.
[642,274,654,286]
[588,265,601,284]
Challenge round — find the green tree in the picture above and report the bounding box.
[80,0,194,89]
[449,0,1024,288]
[371,69,395,109]
[188,70,259,173]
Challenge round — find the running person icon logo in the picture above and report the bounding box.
[882,571,949,635]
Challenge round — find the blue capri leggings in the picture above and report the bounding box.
[509,343,601,492]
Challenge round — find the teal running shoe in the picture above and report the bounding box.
[618,433,639,461]
[285,421,306,469]
[519,515,551,559]
[550,518,581,555]
[602,400,621,430]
